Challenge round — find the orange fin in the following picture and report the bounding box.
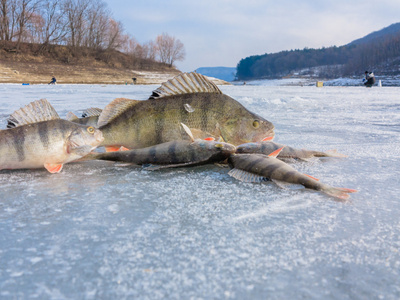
[106,146,122,152]
[305,174,319,181]
[262,136,274,141]
[204,137,215,141]
[44,163,63,173]
[268,146,285,158]
[120,146,130,151]
[323,187,358,200]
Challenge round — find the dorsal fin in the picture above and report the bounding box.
[7,99,59,128]
[82,107,102,118]
[97,98,140,128]
[66,111,79,121]
[149,72,222,100]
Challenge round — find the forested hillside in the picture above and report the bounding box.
[236,23,400,80]
[0,0,185,70]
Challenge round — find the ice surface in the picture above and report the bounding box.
[0,83,400,299]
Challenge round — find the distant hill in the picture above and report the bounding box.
[350,23,400,45]
[196,67,236,82]
[236,22,400,80]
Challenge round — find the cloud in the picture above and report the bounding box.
[105,0,400,71]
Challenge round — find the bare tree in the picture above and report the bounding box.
[63,0,90,48]
[0,0,10,40]
[84,0,109,49]
[14,0,42,48]
[155,33,185,67]
[38,0,67,48]
[104,18,123,51]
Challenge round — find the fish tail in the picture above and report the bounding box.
[323,149,348,158]
[322,186,358,200]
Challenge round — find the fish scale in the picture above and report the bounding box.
[0,99,104,173]
[228,153,357,200]
[97,73,274,149]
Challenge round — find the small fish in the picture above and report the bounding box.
[0,99,104,173]
[236,141,347,161]
[97,73,275,149]
[228,148,357,200]
[85,123,236,169]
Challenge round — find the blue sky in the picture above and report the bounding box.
[104,0,400,72]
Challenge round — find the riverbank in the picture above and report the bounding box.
[0,60,230,85]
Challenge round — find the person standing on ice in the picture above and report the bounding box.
[363,71,375,87]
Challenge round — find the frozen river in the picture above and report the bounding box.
[0,82,399,299]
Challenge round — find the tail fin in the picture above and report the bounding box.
[323,149,348,158]
[323,186,358,200]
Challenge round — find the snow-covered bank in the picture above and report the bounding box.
[235,75,400,87]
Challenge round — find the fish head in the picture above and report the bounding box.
[218,110,275,145]
[194,139,237,158]
[235,142,260,153]
[67,125,104,157]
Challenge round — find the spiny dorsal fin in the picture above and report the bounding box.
[97,98,140,128]
[66,111,79,121]
[82,107,102,118]
[7,99,59,128]
[149,72,222,100]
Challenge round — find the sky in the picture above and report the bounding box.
[104,0,400,72]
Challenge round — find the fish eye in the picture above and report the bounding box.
[87,126,95,134]
[252,120,260,128]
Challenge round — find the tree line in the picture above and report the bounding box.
[0,0,185,67]
[236,29,400,80]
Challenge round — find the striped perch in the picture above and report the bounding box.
[228,148,357,200]
[0,99,103,173]
[85,123,236,169]
[96,72,275,150]
[236,141,347,161]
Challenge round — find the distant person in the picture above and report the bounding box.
[49,76,57,85]
[363,71,375,87]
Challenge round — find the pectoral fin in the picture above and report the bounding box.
[44,163,63,173]
[268,147,285,158]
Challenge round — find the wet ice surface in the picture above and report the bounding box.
[0,83,400,299]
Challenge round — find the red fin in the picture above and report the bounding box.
[268,146,285,158]
[204,137,215,141]
[106,146,121,152]
[120,146,130,151]
[44,163,63,173]
[323,187,358,200]
[262,136,274,141]
[305,174,319,181]
[338,187,358,193]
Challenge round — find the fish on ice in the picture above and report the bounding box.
[228,148,357,200]
[96,72,275,150]
[236,141,347,161]
[84,123,236,169]
[1,99,104,173]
